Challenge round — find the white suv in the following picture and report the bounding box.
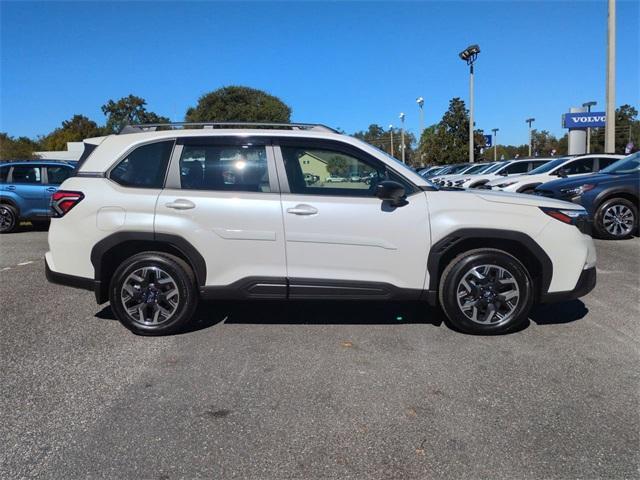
[46,123,597,335]
[485,154,624,193]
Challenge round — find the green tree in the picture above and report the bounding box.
[0,133,40,160]
[589,104,640,154]
[530,129,561,157]
[185,86,291,123]
[352,124,417,164]
[326,155,350,177]
[418,98,471,164]
[102,95,169,133]
[39,115,102,151]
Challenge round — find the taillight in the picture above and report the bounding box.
[51,190,84,217]
[540,206,590,234]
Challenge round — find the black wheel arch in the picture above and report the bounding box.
[516,183,542,193]
[91,232,206,304]
[0,197,20,215]
[593,187,639,211]
[427,229,553,302]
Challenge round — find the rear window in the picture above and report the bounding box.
[47,165,74,184]
[110,141,174,189]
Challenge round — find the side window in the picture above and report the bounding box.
[562,158,594,175]
[281,146,407,197]
[179,145,270,192]
[597,157,619,170]
[504,162,529,174]
[11,165,41,184]
[0,166,9,183]
[110,141,174,189]
[46,166,73,185]
[529,161,547,170]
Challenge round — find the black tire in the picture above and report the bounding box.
[438,248,534,334]
[0,204,18,233]
[593,197,638,240]
[109,252,198,335]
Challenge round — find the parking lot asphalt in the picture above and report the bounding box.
[1,229,639,479]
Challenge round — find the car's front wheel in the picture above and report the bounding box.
[0,204,18,233]
[593,198,638,240]
[109,252,198,335]
[439,249,534,334]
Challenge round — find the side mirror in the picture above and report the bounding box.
[374,180,407,207]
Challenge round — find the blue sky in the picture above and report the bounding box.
[1,1,638,146]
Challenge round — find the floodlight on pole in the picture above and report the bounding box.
[526,118,535,157]
[416,97,425,137]
[399,113,406,164]
[583,101,597,154]
[491,128,499,162]
[459,44,480,163]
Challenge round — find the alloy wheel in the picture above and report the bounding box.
[456,264,520,326]
[0,206,15,231]
[603,204,634,237]
[120,266,180,326]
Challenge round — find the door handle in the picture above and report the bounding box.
[287,204,318,215]
[46,187,57,193]
[6,186,16,191]
[165,199,196,210]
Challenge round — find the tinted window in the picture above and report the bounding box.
[528,158,567,174]
[281,146,409,197]
[504,162,529,174]
[529,160,548,170]
[600,153,640,174]
[179,145,270,192]
[0,166,9,183]
[562,158,594,175]
[47,165,73,184]
[597,157,619,170]
[11,165,41,184]
[110,141,173,189]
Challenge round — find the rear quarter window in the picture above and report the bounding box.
[110,141,174,189]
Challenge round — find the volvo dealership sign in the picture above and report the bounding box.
[562,112,606,129]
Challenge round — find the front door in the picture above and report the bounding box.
[275,140,430,299]
[155,138,287,297]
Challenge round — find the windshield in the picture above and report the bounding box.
[528,157,567,174]
[485,161,509,174]
[600,153,640,174]
[368,144,430,179]
[447,164,471,174]
[464,163,491,174]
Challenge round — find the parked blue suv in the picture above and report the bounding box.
[0,161,75,233]
[534,152,639,239]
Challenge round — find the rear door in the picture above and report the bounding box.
[155,137,287,296]
[275,139,430,298]
[7,164,46,217]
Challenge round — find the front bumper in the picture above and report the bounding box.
[540,266,596,303]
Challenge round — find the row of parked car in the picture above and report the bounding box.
[418,152,639,239]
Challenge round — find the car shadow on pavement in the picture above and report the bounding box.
[95,298,588,335]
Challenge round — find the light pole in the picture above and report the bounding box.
[491,128,499,161]
[459,44,480,163]
[416,97,425,137]
[389,124,394,157]
[605,0,616,152]
[583,101,597,153]
[399,113,406,164]
[526,118,535,156]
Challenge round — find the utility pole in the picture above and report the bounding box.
[491,128,499,161]
[526,118,535,157]
[389,124,394,157]
[583,101,597,153]
[416,97,425,137]
[399,113,406,164]
[605,0,616,153]
[459,45,480,163]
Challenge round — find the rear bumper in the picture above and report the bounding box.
[540,266,596,303]
[45,257,101,299]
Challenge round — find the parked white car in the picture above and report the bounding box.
[431,162,493,187]
[460,158,552,189]
[485,154,624,193]
[46,122,596,336]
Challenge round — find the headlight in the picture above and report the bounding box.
[454,178,470,186]
[497,181,518,188]
[560,184,596,197]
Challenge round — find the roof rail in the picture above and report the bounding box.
[119,122,339,134]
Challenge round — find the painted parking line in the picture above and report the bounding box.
[1,267,11,272]
[17,261,34,266]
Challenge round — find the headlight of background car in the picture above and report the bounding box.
[560,184,595,197]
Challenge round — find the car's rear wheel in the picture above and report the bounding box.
[593,198,638,240]
[439,249,534,334]
[109,252,198,335]
[0,204,18,233]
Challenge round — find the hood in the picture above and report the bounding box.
[485,173,530,186]
[536,172,613,190]
[471,189,579,209]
